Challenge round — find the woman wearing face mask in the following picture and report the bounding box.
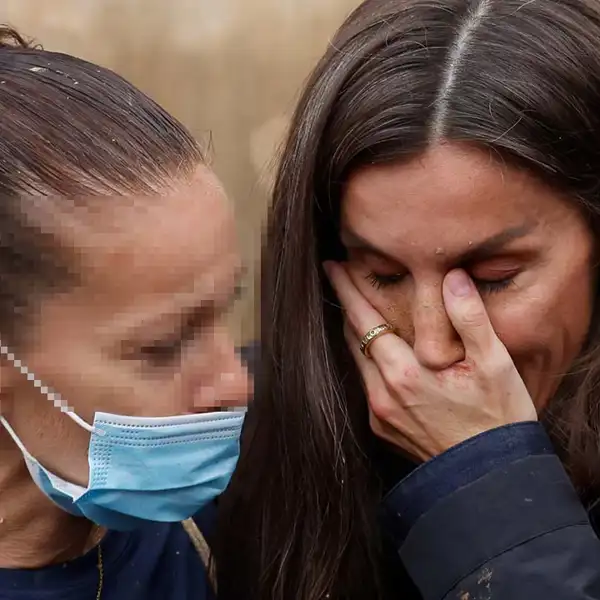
[217,1,600,599]
[0,27,250,600]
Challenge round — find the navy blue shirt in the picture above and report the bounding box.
[0,508,216,600]
[0,344,260,600]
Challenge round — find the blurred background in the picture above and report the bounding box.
[0,0,361,343]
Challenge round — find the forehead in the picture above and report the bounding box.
[341,144,571,252]
[40,166,239,321]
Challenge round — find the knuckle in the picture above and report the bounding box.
[459,302,487,328]
[385,364,421,394]
[481,350,512,379]
[368,411,384,434]
[368,395,394,422]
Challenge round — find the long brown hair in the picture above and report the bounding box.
[217,1,600,598]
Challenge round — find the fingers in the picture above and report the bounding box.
[346,324,422,458]
[344,322,381,382]
[442,269,499,359]
[345,323,396,426]
[327,262,501,366]
[324,261,413,366]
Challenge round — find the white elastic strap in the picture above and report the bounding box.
[63,410,97,434]
[0,415,33,457]
[0,341,99,435]
[1,415,88,500]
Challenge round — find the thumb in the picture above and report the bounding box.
[442,269,498,358]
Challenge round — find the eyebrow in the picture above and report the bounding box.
[340,223,537,264]
[114,264,247,343]
[172,264,248,324]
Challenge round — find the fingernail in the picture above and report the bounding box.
[446,270,473,297]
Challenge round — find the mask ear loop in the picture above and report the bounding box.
[0,414,36,456]
[0,342,105,436]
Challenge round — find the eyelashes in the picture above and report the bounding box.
[139,317,200,367]
[365,273,403,289]
[139,304,212,368]
[138,283,245,369]
[365,272,515,295]
[474,277,515,294]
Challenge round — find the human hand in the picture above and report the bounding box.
[324,261,538,461]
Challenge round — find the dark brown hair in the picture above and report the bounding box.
[0,26,202,346]
[217,0,600,599]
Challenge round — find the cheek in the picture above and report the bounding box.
[30,341,183,420]
[349,273,414,339]
[489,273,592,405]
[381,298,414,340]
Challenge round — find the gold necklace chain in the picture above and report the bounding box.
[93,521,216,599]
[96,542,104,600]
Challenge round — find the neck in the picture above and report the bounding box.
[0,434,103,568]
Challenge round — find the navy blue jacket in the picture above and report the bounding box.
[382,421,600,599]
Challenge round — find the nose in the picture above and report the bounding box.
[411,284,465,370]
[191,328,252,411]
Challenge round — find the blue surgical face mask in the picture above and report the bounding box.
[0,344,246,531]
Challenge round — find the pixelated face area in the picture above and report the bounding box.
[1,165,250,484]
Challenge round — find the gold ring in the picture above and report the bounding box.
[359,323,396,358]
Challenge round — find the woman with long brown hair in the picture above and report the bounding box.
[217,0,600,598]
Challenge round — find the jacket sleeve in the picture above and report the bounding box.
[382,422,600,600]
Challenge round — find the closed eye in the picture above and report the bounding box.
[473,276,515,294]
[139,310,204,367]
[139,337,185,366]
[365,271,516,295]
[137,281,244,368]
[365,272,405,289]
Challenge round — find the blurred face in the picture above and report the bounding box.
[0,165,250,485]
[341,144,594,411]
